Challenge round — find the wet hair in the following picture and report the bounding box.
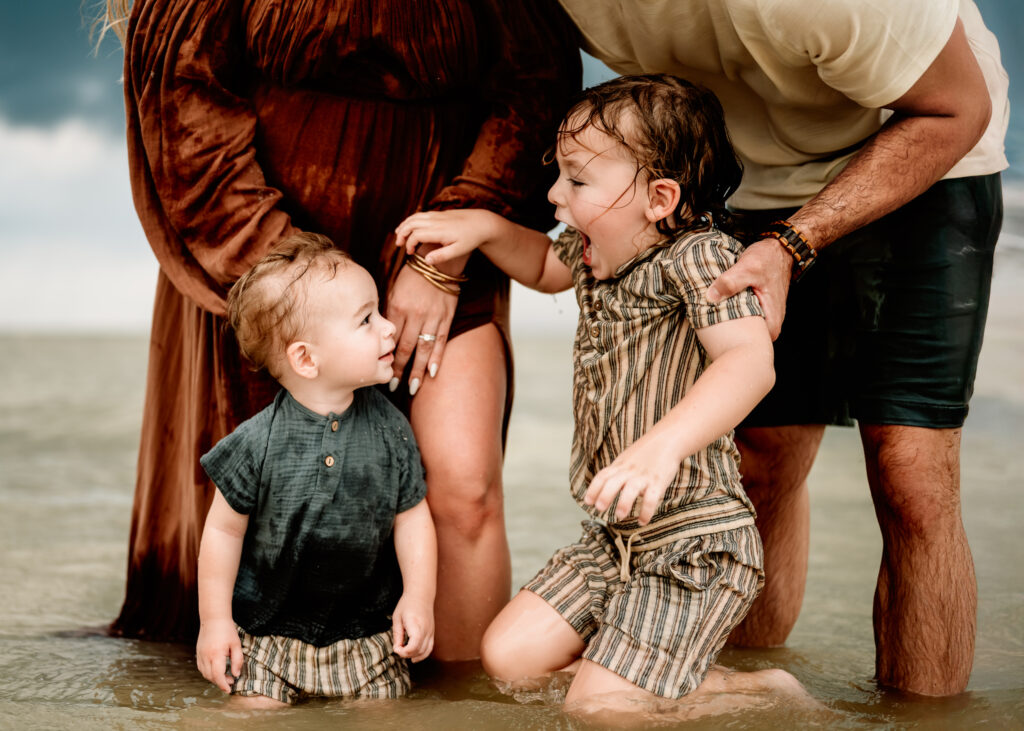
[557,74,743,237]
[227,232,352,376]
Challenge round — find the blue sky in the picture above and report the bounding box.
[0,1,1019,332]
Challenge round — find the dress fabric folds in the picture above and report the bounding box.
[111,0,580,640]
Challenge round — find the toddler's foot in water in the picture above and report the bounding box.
[565,665,826,726]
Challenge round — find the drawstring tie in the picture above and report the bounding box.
[611,530,639,582]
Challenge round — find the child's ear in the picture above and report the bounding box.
[646,178,682,223]
[285,341,319,380]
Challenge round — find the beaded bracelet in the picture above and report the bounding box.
[760,220,817,281]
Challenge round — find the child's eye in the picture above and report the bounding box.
[361,314,371,325]
[568,178,584,188]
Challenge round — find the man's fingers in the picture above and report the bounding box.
[706,269,745,304]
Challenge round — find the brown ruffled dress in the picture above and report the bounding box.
[111,0,581,641]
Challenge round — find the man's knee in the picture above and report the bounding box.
[736,425,824,492]
[861,424,962,536]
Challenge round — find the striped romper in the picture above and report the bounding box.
[524,227,766,698]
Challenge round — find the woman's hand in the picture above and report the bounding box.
[386,262,459,395]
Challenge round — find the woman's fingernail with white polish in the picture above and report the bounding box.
[429,363,438,378]
[389,377,400,392]
[409,378,420,397]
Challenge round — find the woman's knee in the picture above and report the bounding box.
[425,460,504,541]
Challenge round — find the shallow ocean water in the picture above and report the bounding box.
[0,246,1022,729]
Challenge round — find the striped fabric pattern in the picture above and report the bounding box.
[232,627,410,704]
[524,521,764,698]
[551,227,765,536]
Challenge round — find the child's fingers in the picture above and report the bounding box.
[587,468,627,512]
[411,633,434,663]
[392,613,406,655]
[638,486,664,526]
[613,476,647,521]
[229,638,244,682]
[421,240,471,265]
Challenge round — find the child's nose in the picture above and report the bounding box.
[381,316,397,338]
[547,179,564,208]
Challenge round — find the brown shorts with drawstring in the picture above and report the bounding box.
[523,520,763,699]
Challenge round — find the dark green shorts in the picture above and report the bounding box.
[734,173,1003,429]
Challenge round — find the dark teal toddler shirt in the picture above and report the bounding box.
[200,387,427,646]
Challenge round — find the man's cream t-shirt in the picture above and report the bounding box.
[558,0,1009,209]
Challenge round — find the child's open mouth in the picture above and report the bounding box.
[581,232,592,266]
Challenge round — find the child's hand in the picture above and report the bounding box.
[196,617,244,693]
[584,438,682,525]
[394,209,502,265]
[391,594,435,663]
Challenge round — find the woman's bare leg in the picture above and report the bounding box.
[410,323,510,660]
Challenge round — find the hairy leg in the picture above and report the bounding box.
[860,424,975,696]
[729,424,825,646]
[481,590,585,685]
[410,323,510,661]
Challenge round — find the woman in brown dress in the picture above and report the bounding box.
[100,0,580,659]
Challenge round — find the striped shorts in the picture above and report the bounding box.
[523,520,764,698]
[231,626,410,704]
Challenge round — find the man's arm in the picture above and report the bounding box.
[708,19,992,337]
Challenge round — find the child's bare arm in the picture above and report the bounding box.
[394,209,572,293]
[585,315,775,524]
[196,489,248,692]
[391,499,437,662]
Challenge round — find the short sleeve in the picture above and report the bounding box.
[757,0,959,108]
[551,227,583,273]
[662,233,764,329]
[199,409,271,514]
[393,418,427,515]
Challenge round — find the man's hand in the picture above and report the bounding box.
[196,617,243,693]
[706,238,792,340]
[392,594,435,663]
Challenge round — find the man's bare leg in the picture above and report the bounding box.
[729,425,825,647]
[860,424,975,696]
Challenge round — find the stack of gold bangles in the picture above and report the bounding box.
[405,253,468,296]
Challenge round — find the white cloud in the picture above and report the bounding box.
[0,113,155,331]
